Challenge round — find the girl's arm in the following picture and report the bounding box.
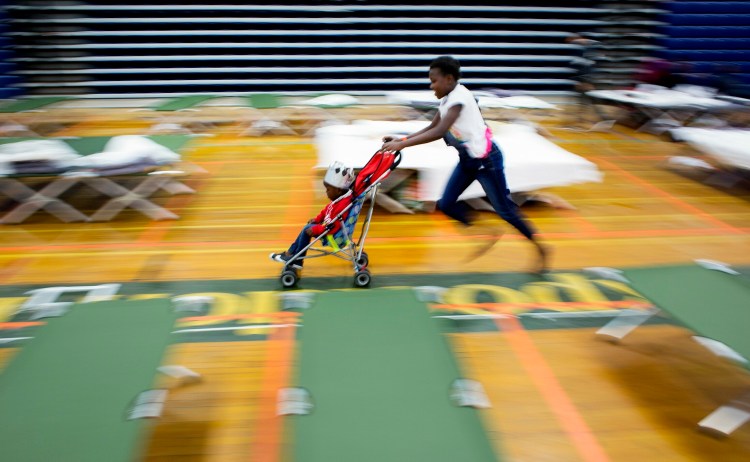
[382,104,462,152]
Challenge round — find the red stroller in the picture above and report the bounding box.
[277,150,401,288]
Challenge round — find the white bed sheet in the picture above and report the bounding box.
[672,128,750,170]
[587,89,733,111]
[385,90,557,110]
[314,120,602,201]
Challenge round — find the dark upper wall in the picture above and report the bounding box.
[0,5,22,99]
[4,1,664,97]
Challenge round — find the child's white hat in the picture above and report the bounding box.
[324,161,355,189]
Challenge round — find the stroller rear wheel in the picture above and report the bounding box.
[354,269,371,288]
[280,269,299,288]
[356,251,369,268]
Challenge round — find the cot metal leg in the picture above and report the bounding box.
[698,392,750,437]
[0,177,89,224]
[241,119,297,136]
[159,180,195,195]
[83,176,178,221]
[595,307,660,342]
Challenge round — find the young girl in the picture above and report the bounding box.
[382,56,549,273]
[270,161,355,269]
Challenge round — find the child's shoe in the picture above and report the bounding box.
[269,252,302,270]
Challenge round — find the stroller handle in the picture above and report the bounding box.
[391,150,402,169]
[378,149,402,169]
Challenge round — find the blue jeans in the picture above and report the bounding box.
[287,224,314,266]
[437,142,536,241]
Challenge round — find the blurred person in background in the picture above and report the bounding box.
[566,33,611,127]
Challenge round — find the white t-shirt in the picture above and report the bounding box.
[438,83,492,158]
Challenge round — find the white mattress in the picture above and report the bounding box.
[672,128,750,170]
[314,120,603,201]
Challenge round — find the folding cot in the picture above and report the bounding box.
[239,93,358,137]
[0,97,72,136]
[593,261,750,436]
[587,87,737,134]
[238,93,298,136]
[0,97,69,114]
[0,135,195,224]
[136,95,238,135]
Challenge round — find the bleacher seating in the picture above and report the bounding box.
[655,1,750,97]
[3,1,666,97]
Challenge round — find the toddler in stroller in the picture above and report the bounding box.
[270,150,401,288]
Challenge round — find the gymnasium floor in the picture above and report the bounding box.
[1,103,749,461]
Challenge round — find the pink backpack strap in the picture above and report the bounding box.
[483,125,494,157]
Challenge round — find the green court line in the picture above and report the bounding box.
[0,135,192,155]
[624,265,750,363]
[63,134,192,155]
[0,299,177,462]
[246,93,285,110]
[289,288,498,462]
[0,97,69,113]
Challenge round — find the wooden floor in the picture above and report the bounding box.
[1,107,749,461]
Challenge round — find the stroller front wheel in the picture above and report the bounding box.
[354,269,371,288]
[280,270,299,288]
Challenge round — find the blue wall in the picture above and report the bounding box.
[655,1,750,95]
[0,6,22,99]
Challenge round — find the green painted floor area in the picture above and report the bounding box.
[0,97,69,113]
[290,288,498,462]
[0,299,177,462]
[624,265,750,363]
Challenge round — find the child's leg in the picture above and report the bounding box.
[286,224,314,265]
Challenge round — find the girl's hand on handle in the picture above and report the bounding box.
[382,138,405,152]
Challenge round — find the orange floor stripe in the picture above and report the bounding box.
[597,158,742,234]
[0,322,44,330]
[0,258,33,284]
[497,316,611,462]
[433,300,652,312]
[178,312,300,323]
[281,159,317,244]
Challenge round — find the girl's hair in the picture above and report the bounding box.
[430,56,461,80]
